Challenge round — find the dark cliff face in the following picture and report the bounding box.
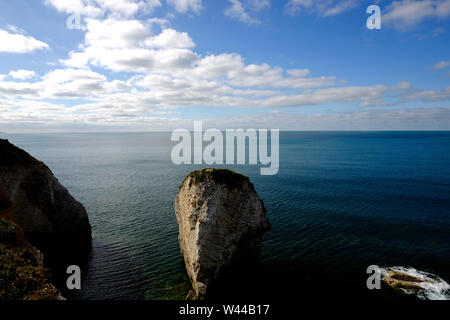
[0,139,91,258]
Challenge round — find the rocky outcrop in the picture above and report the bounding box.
[382,270,434,294]
[0,139,91,256]
[175,169,270,299]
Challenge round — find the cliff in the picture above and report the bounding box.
[174,169,270,299]
[0,139,91,257]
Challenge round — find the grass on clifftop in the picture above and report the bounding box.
[186,168,253,190]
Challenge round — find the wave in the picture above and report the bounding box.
[377,266,450,300]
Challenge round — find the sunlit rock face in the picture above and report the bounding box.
[175,169,270,299]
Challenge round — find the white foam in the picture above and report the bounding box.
[378,266,450,300]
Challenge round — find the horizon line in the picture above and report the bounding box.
[2,130,450,135]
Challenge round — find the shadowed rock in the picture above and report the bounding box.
[0,139,91,257]
[175,169,270,299]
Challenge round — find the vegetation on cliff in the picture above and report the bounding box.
[185,168,254,191]
[0,218,61,300]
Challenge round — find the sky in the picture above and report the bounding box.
[0,0,449,132]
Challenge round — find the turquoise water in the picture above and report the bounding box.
[2,132,450,300]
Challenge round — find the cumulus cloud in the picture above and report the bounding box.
[0,68,129,100]
[44,0,162,18]
[0,81,40,97]
[61,18,198,72]
[60,18,336,91]
[145,28,195,49]
[225,0,270,24]
[166,0,202,13]
[40,68,112,98]
[8,70,36,80]
[383,0,450,30]
[285,0,358,17]
[2,0,449,131]
[2,11,449,130]
[225,0,258,24]
[0,29,49,53]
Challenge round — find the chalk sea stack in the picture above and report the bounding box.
[0,139,92,256]
[175,169,270,299]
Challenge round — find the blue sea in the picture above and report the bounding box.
[2,131,450,300]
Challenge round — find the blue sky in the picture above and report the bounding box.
[0,0,449,132]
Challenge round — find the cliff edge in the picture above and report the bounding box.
[0,139,91,256]
[175,169,270,299]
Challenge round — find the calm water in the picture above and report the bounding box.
[2,132,450,300]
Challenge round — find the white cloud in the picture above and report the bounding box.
[8,70,36,80]
[1,102,449,132]
[384,0,450,30]
[66,46,199,73]
[145,28,195,49]
[202,107,450,131]
[2,13,447,126]
[433,60,450,69]
[407,86,450,101]
[227,62,336,89]
[287,68,310,77]
[249,0,270,12]
[285,0,358,17]
[167,0,202,13]
[1,65,449,130]
[2,0,449,131]
[44,0,162,18]
[224,0,266,24]
[0,29,49,53]
[44,0,103,17]
[97,0,162,17]
[0,81,40,97]
[62,19,199,72]
[84,18,149,48]
[0,68,128,99]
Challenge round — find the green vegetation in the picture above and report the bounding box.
[186,168,252,190]
[0,218,18,246]
[145,272,192,300]
[0,218,60,301]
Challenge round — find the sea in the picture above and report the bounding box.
[2,131,449,301]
